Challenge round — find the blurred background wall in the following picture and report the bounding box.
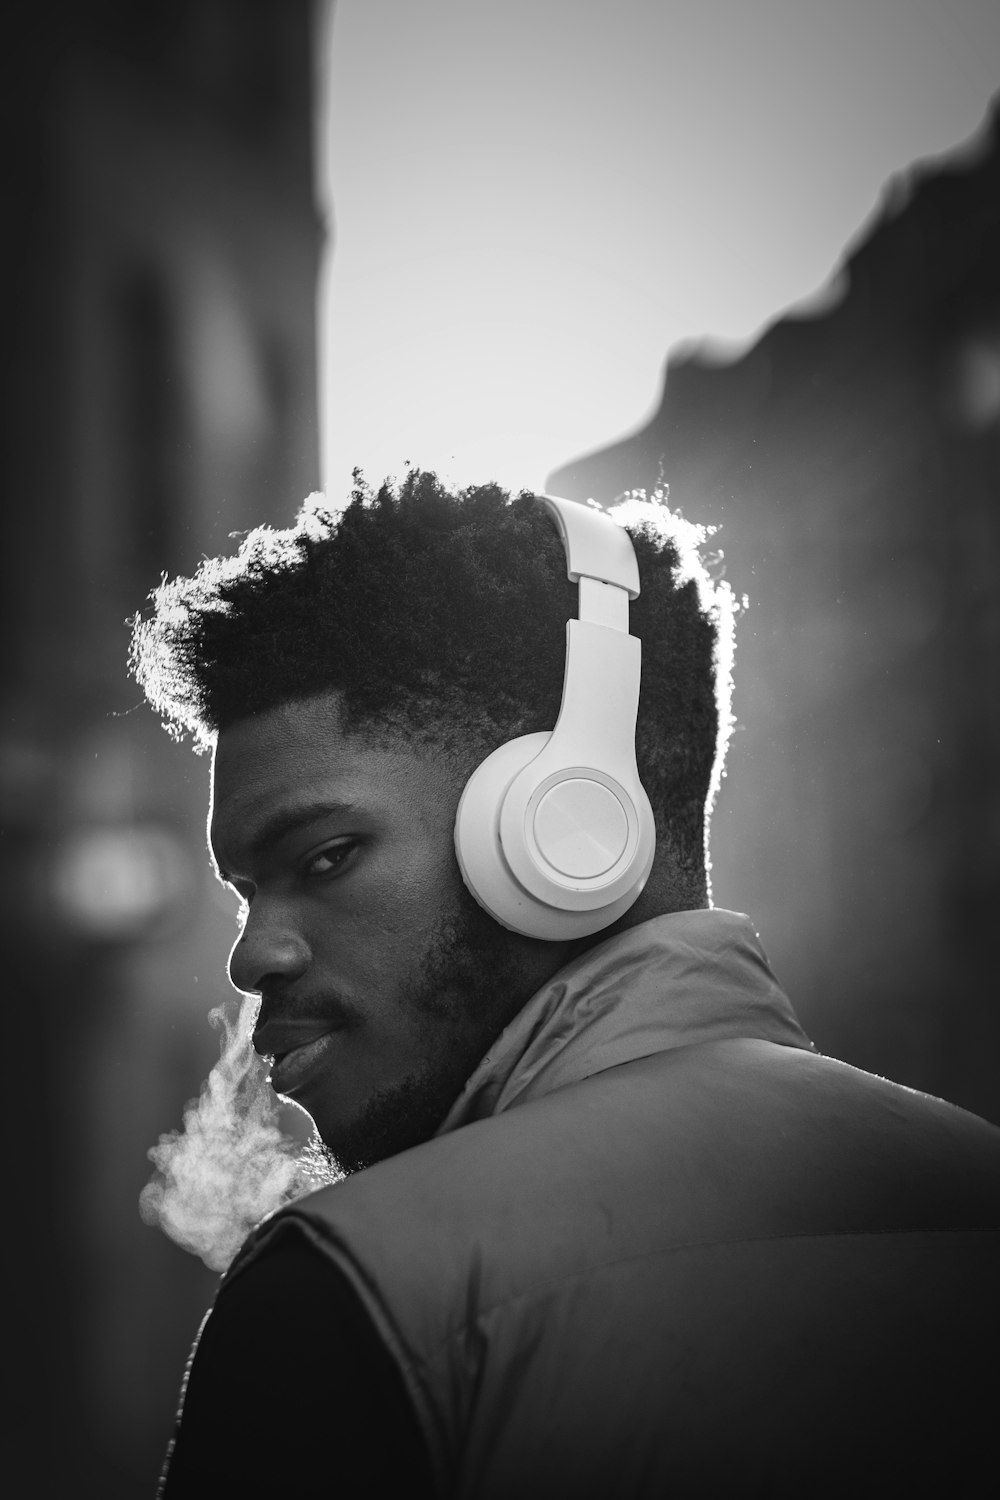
[3,2,320,1492]
[1,1,997,1495]
[549,112,1000,1124]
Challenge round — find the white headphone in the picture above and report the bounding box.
[454,493,656,941]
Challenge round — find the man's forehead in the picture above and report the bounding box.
[210,697,423,795]
[213,693,344,765]
[209,700,357,844]
[208,696,463,860]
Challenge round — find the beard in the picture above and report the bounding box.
[311,881,537,1177]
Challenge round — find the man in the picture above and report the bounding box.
[132,471,999,1497]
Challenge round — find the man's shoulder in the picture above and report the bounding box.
[273,1036,1000,1272]
[234,1041,1000,1500]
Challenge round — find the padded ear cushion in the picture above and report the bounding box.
[455,733,650,941]
[455,733,550,936]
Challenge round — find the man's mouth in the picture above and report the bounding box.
[253,1016,345,1097]
[267,1032,338,1097]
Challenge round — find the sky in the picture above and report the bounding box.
[315,0,1000,501]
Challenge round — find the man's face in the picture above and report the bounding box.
[209,692,568,1173]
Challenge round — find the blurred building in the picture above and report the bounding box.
[2,3,321,1493]
[550,98,1000,1127]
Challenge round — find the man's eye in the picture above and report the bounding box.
[302,841,356,879]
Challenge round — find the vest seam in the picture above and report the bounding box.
[411,1221,1000,1376]
[267,1211,997,1379]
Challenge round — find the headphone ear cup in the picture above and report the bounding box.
[455,733,652,941]
[455,733,551,935]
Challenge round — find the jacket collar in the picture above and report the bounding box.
[437,908,814,1134]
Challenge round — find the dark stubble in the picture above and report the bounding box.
[311,881,537,1176]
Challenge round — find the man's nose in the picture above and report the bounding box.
[228,901,310,995]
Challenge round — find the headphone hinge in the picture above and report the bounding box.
[578,576,630,632]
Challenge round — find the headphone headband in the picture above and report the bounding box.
[454,494,656,940]
[536,494,640,597]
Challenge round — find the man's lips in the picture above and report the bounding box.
[252,1016,343,1061]
[267,1033,340,1097]
[253,1018,345,1099]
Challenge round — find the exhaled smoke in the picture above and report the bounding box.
[139,994,336,1273]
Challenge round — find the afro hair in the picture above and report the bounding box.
[129,469,737,879]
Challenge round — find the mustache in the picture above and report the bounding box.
[252,992,357,1060]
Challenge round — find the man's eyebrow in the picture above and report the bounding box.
[213,799,357,882]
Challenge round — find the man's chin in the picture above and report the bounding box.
[302,886,531,1175]
[310,1069,459,1176]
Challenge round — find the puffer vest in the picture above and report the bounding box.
[232,910,1000,1498]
